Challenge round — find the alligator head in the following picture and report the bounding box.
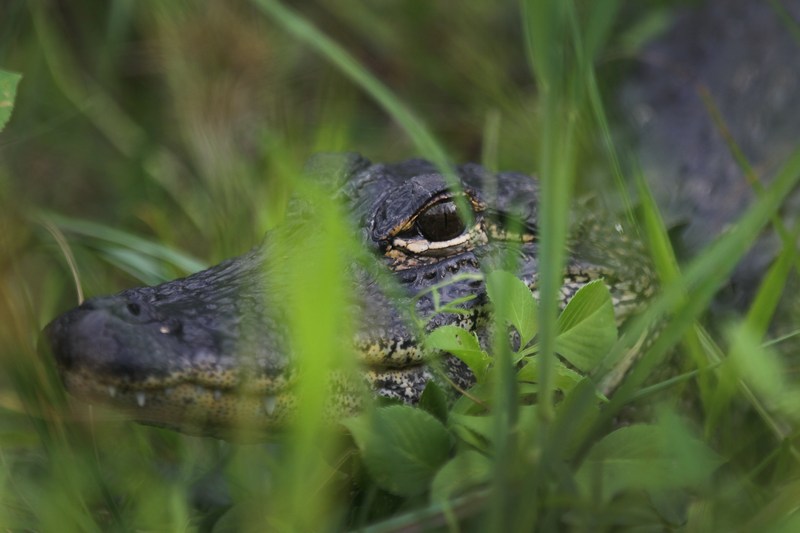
[43,155,653,437]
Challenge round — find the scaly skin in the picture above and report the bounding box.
[43,155,654,438]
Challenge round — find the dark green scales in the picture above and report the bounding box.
[43,156,654,437]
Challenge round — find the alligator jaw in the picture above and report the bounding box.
[42,293,441,437]
[58,371,297,437]
[42,285,300,437]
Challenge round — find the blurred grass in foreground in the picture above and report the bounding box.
[1,0,800,531]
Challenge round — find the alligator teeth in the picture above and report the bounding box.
[108,386,117,398]
[213,389,222,401]
[135,392,146,407]
[263,396,277,416]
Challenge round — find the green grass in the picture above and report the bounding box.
[1,0,800,531]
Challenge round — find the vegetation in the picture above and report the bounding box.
[1,0,800,531]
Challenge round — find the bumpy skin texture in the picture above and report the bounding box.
[44,155,653,437]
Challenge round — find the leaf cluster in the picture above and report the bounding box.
[344,274,723,530]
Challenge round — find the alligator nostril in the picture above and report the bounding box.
[159,318,182,335]
[126,302,141,316]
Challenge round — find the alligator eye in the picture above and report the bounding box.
[415,200,466,242]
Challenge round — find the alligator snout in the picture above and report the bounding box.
[43,288,303,437]
[44,295,184,381]
[86,295,181,330]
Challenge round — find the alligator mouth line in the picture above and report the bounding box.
[59,370,295,433]
[57,361,437,436]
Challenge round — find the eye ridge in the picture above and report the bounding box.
[415,200,467,242]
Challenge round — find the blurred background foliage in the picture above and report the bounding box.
[1,0,687,254]
[3,0,776,530]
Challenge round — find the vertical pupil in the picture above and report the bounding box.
[416,201,466,241]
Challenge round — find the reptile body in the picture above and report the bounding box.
[44,157,653,437]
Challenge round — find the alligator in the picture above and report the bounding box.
[43,155,654,438]
[43,0,800,438]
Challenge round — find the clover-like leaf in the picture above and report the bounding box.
[426,325,491,381]
[555,279,617,372]
[517,358,585,394]
[486,270,538,346]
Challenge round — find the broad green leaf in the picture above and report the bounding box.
[418,380,449,424]
[426,326,491,380]
[431,451,492,503]
[516,383,539,397]
[0,70,21,133]
[517,359,585,394]
[486,270,538,346]
[450,382,491,416]
[576,420,722,503]
[555,280,617,371]
[343,406,451,497]
[449,414,495,452]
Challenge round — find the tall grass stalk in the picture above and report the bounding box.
[590,147,800,443]
[249,0,476,222]
[511,0,618,529]
[28,3,198,230]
